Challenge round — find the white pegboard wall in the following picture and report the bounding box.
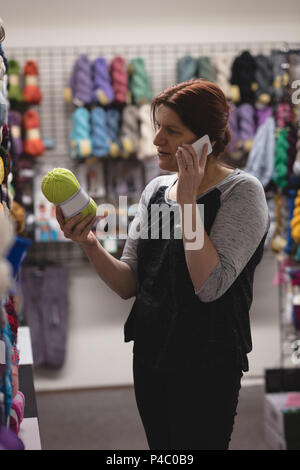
[4,40,300,164]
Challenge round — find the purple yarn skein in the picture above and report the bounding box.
[8,110,23,157]
[92,57,114,104]
[238,103,256,141]
[255,106,272,131]
[69,54,92,105]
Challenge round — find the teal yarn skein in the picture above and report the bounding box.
[69,107,92,160]
[91,107,110,157]
[177,56,197,83]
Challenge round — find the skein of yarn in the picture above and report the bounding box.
[176,56,197,83]
[129,58,152,105]
[197,56,214,82]
[237,103,256,152]
[22,60,42,104]
[8,111,23,157]
[230,51,257,104]
[211,54,232,98]
[41,168,97,222]
[110,55,128,104]
[254,54,274,106]
[91,107,110,157]
[7,60,22,102]
[106,109,121,157]
[138,103,156,160]
[273,128,289,189]
[244,117,275,187]
[23,109,45,156]
[0,208,13,297]
[69,107,91,159]
[255,106,273,130]
[120,105,140,158]
[68,54,92,106]
[92,57,114,105]
[276,103,294,128]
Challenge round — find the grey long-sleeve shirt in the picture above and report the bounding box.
[120,168,270,303]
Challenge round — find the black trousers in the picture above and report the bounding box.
[133,355,243,450]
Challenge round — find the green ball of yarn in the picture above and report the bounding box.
[41,168,97,222]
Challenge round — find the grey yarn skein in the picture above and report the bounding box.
[120,105,140,156]
[254,54,274,103]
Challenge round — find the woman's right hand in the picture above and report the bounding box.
[56,206,98,247]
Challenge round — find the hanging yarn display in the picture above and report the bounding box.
[230,51,257,104]
[176,56,197,83]
[23,109,44,156]
[287,126,298,182]
[138,103,156,160]
[106,109,121,157]
[271,192,287,253]
[91,107,110,157]
[197,56,214,82]
[0,56,7,127]
[91,57,114,105]
[271,50,290,104]
[237,103,256,152]
[41,168,97,223]
[0,145,10,184]
[8,111,23,157]
[7,59,22,102]
[22,60,42,104]
[254,54,274,106]
[273,127,289,189]
[120,105,140,158]
[211,54,232,98]
[69,107,91,159]
[276,103,295,128]
[244,117,275,187]
[110,55,128,104]
[255,106,273,130]
[290,189,300,243]
[66,54,92,106]
[285,189,297,254]
[293,128,300,176]
[128,58,152,105]
[0,208,13,297]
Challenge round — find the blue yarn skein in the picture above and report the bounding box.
[177,56,197,83]
[69,107,92,159]
[91,107,110,157]
[106,109,121,157]
[285,189,297,254]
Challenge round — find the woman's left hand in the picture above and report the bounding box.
[176,143,209,204]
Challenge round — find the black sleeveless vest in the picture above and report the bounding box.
[124,186,267,372]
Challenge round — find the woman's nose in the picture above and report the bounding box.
[153,129,167,146]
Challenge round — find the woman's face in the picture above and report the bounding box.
[153,105,197,172]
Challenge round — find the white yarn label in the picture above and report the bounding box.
[58,187,90,218]
[0,340,5,364]
[9,74,19,86]
[27,129,40,140]
[25,75,38,86]
[11,125,21,139]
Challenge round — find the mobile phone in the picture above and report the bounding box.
[192,135,212,160]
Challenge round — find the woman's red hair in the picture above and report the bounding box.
[151,79,231,157]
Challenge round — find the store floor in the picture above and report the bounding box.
[36,383,271,450]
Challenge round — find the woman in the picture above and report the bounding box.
[56,79,270,450]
